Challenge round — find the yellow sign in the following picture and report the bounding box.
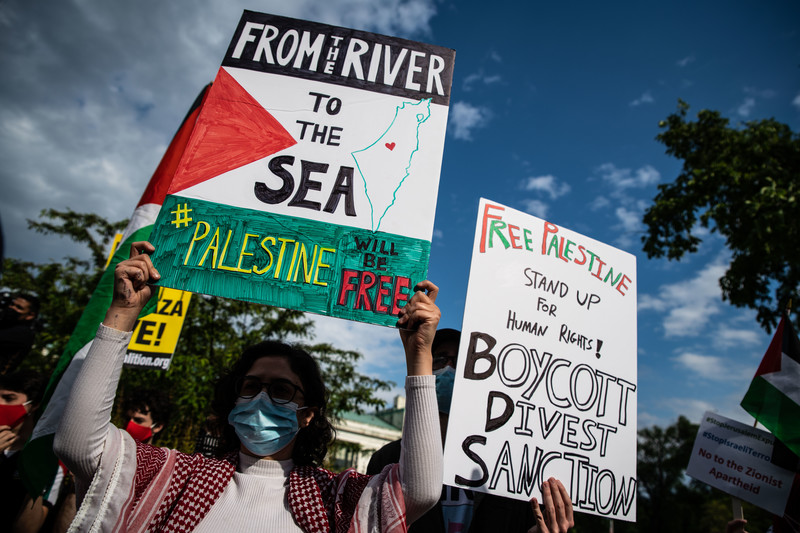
[104,233,124,270]
[124,286,192,370]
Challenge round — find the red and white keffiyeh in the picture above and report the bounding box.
[121,443,405,533]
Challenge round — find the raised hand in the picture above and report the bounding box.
[103,241,160,332]
[0,426,16,452]
[397,280,440,376]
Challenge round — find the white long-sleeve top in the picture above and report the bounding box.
[54,324,442,530]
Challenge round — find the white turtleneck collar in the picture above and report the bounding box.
[237,451,294,478]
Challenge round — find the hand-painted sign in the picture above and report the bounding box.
[149,11,454,327]
[124,287,192,371]
[687,411,794,515]
[442,199,638,521]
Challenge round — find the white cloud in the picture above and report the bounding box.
[637,411,664,429]
[463,70,503,91]
[521,199,549,219]
[614,205,642,234]
[637,294,668,312]
[793,93,800,110]
[590,163,659,247]
[736,88,776,118]
[711,324,761,349]
[590,196,610,210]
[737,97,756,117]
[629,91,654,107]
[639,256,729,337]
[463,72,482,88]
[673,352,747,381]
[668,398,717,424]
[448,101,491,140]
[489,51,502,63]
[676,54,696,67]
[432,228,444,241]
[305,314,407,374]
[744,87,776,99]
[521,175,571,199]
[611,204,645,249]
[596,163,661,191]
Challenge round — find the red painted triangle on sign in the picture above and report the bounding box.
[168,67,297,194]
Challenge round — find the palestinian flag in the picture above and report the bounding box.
[741,312,800,457]
[20,85,210,497]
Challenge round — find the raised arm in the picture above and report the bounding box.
[54,242,160,481]
[395,281,443,522]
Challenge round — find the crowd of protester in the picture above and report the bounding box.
[1,242,574,532]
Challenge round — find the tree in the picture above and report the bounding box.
[642,100,800,331]
[2,209,392,452]
[636,416,700,532]
[1,209,128,372]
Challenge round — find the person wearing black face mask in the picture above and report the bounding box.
[0,292,39,375]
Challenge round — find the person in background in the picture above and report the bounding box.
[368,328,574,533]
[0,292,39,375]
[194,413,224,458]
[0,369,49,529]
[121,387,171,444]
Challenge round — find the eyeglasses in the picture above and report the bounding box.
[432,355,457,370]
[235,376,305,405]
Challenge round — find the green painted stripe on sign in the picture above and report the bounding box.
[150,195,430,327]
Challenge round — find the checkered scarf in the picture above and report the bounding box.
[129,443,404,533]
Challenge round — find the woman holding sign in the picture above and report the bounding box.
[54,241,442,532]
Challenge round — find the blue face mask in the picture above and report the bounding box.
[228,392,304,457]
[433,366,456,414]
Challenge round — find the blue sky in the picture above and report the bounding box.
[1,0,799,430]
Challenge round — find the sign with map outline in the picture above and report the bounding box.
[148,10,455,326]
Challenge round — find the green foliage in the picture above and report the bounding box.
[1,209,128,373]
[643,100,800,331]
[635,416,702,532]
[3,209,392,453]
[116,296,393,452]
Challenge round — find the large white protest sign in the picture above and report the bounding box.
[687,411,794,515]
[442,199,638,521]
[149,11,454,327]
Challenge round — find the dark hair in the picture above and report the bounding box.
[123,387,172,428]
[14,293,40,316]
[432,328,461,353]
[0,370,46,405]
[211,340,334,466]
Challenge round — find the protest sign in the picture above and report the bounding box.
[124,286,192,371]
[148,10,454,327]
[442,199,638,521]
[687,411,794,515]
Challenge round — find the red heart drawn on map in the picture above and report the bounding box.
[385,142,396,151]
